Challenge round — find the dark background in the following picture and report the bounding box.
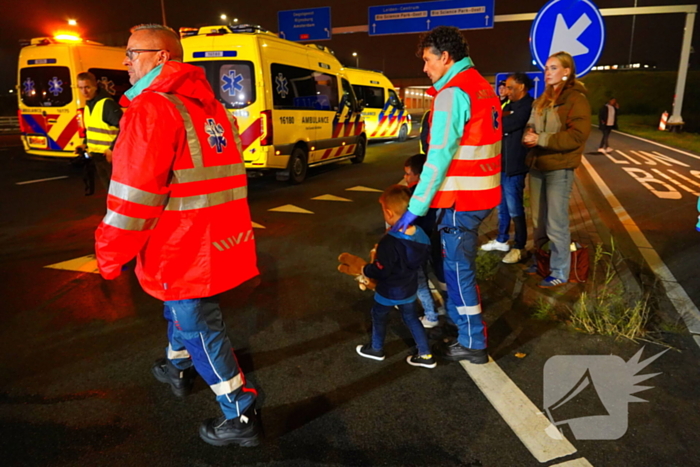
[1,0,699,114]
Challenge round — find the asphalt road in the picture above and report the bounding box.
[1,132,699,466]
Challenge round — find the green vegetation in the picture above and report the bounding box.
[591,114,700,154]
[475,250,501,281]
[531,298,557,321]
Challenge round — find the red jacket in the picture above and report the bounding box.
[95,61,258,301]
[429,68,502,211]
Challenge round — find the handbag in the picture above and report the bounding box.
[535,241,589,283]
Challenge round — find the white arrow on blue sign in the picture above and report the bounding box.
[495,72,546,100]
[530,0,605,78]
[368,0,494,36]
[278,7,332,42]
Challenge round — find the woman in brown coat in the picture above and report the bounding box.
[523,51,591,287]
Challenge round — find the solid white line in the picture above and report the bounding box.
[551,458,595,467]
[609,128,700,161]
[460,359,579,463]
[16,176,69,185]
[580,156,700,338]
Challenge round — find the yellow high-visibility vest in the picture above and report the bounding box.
[85,98,119,153]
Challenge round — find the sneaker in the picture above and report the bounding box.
[598,147,607,154]
[538,275,568,288]
[356,344,385,361]
[502,248,522,264]
[524,262,539,275]
[420,316,439,329]
[605,147,614,153]
[442,341,489,364]
[199,407,261,447]
[406,354,437,369]
[481,239,510,252]
[151,358,197,398]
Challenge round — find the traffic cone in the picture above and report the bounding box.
[658,111,669,131]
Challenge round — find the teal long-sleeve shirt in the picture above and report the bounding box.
[408,57,473,217]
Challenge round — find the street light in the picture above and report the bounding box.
[220,14,227,21]
[233,18,239,23]
[352,52,359,68]
[68,19,77,26]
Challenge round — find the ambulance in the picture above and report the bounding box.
[17,34,129,158]
[344,68,411,142]
[180,24,366,184]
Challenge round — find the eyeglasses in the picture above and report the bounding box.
[125,49,163,61]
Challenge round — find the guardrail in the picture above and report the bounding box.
[0,116,20,133]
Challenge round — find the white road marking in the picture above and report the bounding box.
[581,156,700,339]
[551,458,595,467]
[610,129,700,161]
[16,176,69,185]
[268,204,314,214]
[460,359,579,463]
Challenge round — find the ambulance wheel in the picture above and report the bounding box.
[288,147,308,184]
[352,137,366,164]
[397,124,408,142]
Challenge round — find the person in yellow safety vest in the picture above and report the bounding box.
[498,80,510,109]
[77,72,123,191]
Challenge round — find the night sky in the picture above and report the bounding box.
[1,0,698,92]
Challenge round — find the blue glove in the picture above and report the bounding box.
[392,210,418,233]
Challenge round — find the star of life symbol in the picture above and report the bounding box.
[543,347,667,440]
[221,70,244,97]
[204,118,227,153]
[100,77,116,95]
[48,76,63,96]
[492,106,499,130]
[275,73,289,98]
[23,77,35,94]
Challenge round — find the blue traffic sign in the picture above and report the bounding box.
[495,72,546,100]
[278,7,332,42]
[368,0,494,36]
[530,0,605,78]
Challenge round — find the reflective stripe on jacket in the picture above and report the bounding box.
[85,97,119,153]
[95,61,258,300]
[429,67,502,211]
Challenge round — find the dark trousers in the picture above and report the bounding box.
[370,300,431,356]
[599,125,613,149]
[91,153,112,191]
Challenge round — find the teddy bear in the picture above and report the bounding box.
[337,246,378,291]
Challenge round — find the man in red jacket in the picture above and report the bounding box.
[95,24,261,447]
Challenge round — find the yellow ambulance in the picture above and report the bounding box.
[180,24,366,183]
[17,34,129,158]
[344,68,411,142]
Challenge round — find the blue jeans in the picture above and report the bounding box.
[416,265,438,322]
[164,297,256,420]
[370,299,431,356]
[529,168,575,281]
[438,207,491,350]
[497,173,527,249]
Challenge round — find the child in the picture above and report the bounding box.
[357,184,436,369]
[404,154,443,328]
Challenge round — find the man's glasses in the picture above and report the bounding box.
[125,49,163,61]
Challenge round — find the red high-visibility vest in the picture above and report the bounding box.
[428,67,502,211]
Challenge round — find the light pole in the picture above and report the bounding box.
[352,52,359,68]
[160,0,167,26]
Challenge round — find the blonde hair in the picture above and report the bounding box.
[534,51,583,114]
[379,184,411,216]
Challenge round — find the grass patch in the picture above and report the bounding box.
[568,243,652,341]
[475,250,501,281]
[532,298,557,320]
[592,114,700,154]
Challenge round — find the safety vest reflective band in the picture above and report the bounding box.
[85,98,119,153]
[430,68,502,211]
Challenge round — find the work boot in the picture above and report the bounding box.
[199,407,261,447]
[442,341,489,364]
[151,358,196,398]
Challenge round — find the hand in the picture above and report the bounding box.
[104,148,113,163]
[391,210,418,233]
[74,144,86,154]
[522,129,539,148]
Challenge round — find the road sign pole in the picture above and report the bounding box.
[669,11,696,125]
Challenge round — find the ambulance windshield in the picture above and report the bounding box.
[19,67,72,107]
[194,61,256,109]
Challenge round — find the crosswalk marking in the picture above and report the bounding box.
[312,194,353,202]
[252,222,266,229]
[45,254,99,274]
[345,186,382,192]
[268,204,314,214]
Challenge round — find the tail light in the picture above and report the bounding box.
[17,110,28,133]
[76,108,86,138]
[260,110,273,146]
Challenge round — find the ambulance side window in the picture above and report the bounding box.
[352,85,384,109]
[341,78,359,113]
[19,66,72,107]
[87,68,131,102]
[388,89,403,109]
[271,64,337,111]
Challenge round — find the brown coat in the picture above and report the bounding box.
[525,81,591,171]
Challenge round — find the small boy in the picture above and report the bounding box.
[404,154,442,328]
[357,184,436,368]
